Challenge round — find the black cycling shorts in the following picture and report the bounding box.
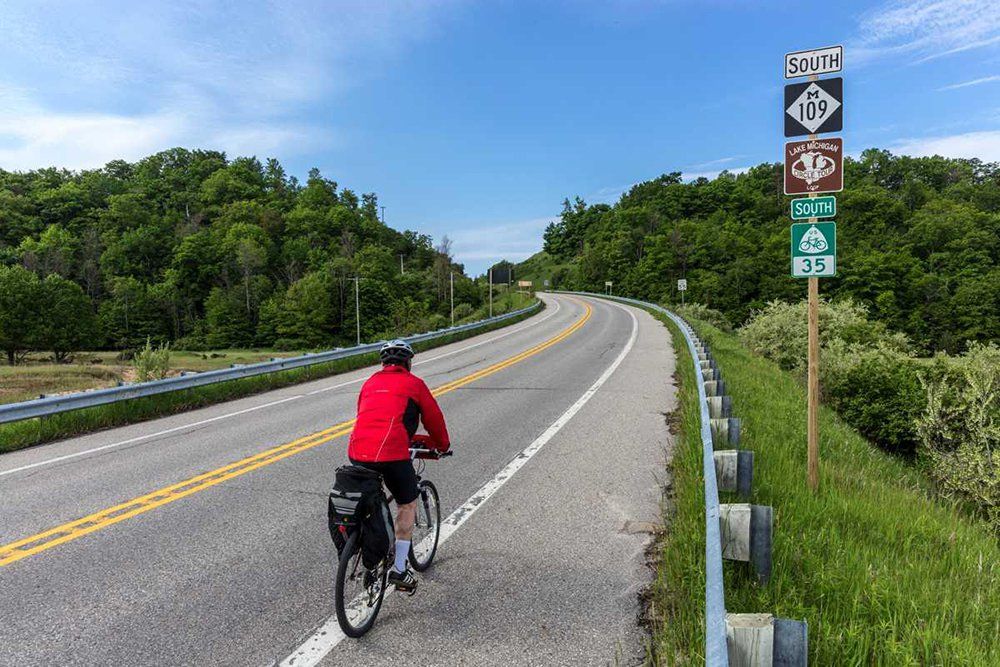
[349,459,419,505]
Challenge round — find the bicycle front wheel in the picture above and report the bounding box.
[409,480,441,571]
[335,531,388,638]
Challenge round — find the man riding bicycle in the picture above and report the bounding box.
[348,339,450,593]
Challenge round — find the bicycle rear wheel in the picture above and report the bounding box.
[409,480,441,571]
[335,531,388,637]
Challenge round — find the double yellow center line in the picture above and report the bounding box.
[0,300,592,567]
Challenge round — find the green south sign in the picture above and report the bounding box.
[790,195,836,220]
[791,221,836,277]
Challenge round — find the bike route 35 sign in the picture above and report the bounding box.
[784,77,842,136]
[784,137,843,195]
[791,222,836,277]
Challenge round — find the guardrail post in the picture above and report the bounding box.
[725,615,808,666]
[719,503,772,584]
[711,417,741,448]
[713,450,753,498]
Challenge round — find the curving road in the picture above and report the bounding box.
[0,293,676,666]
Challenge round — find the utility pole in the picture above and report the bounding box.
[353,277,361,346]
[450,271,455,327]
[380,206,385,224]
[488,267,493,318]
[399,254,404,275]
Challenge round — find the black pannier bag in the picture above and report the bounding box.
[327,465,393,568]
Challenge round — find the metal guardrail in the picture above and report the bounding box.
[556,291,729,664]
[0,301,542,426]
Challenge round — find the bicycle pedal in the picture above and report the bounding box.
[394,583,417,596]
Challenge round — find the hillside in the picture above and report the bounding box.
[521,150,1000,353]
[0,148,486,361]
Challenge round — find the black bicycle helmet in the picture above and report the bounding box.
[379,339,414,365]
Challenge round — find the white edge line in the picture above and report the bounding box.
[0,300,562,479]
[277,299,639,667]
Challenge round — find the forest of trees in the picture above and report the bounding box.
[0,148,489,364]
[537,149,1000,353]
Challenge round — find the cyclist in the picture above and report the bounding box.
[347,339,450,593]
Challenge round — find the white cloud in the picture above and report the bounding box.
[937,75,1000,91]
[853,0,1000,64]
[683,166,750,182]
[685,156,743,170]
[0,1,455,170]
[891,130,1000,161]
[585,184,630,203]
[449,217,556,269]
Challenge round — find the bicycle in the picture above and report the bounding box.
[334,446,451,638]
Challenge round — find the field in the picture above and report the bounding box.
[0,350,304,406]
[648,310,1000,665]
[0,290,537,408]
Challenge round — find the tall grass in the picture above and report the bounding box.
[0,303,540,454]
[649,310,1000,665]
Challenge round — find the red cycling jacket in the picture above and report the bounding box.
[348,365,450,462]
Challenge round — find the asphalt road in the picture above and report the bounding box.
[0,293,676,666]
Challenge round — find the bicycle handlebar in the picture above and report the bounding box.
[409,447,453,460]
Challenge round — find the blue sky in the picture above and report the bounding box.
[1,1,999,274]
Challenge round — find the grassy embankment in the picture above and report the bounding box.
[0,297,540,454]
[647,310,1000,665]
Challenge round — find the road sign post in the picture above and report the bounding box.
[785,51,844,494]
[605,280,613,296]
[677,278,687,305]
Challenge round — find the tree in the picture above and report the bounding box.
[18,224,78,277]
[221,223,270,315]
[0,265,44,364]
[39,274,98,361]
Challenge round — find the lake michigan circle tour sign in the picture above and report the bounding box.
[784,137,843,195]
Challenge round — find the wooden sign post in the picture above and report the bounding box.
[784,51,844,492]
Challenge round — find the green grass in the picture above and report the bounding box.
[0,302,541,454]
[513,251,577,287]
[648,310,1000,665]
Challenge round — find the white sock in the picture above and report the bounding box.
[394,540,410,573]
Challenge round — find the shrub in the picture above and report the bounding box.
[739,298,909,375]
[674,302,733,332]
[918,343,1000,533]
[452,303,474,322]
[133,338,171,382]
[823,341,924,455]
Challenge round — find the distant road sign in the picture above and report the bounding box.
[784,45,843,79]
[517,280,532,287]
[605,281,613,286]
[677,279,687,291]
[791,222,836,277]
[785,78,842,136]
[791,195,836,220]
[784,138,843,195]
